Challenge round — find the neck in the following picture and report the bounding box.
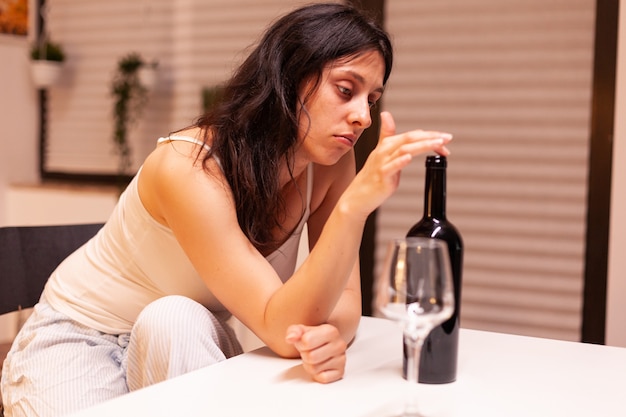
[278,155,309,188]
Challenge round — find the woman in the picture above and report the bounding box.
[1,3,452,416]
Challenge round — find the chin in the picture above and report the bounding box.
[317,150,352,166]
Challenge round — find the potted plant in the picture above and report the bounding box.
[111,52,158,175]
[138,59,159,91]
[30,39,65,89]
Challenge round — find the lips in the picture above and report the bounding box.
[335,133,357,146]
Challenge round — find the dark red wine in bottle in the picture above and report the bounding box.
[404,154,463,384]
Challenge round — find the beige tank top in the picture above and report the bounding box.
[44,136,312,334]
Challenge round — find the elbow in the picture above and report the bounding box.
[267,340,301,359]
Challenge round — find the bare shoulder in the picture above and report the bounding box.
[138,139,231,228]
[135,139,280,331]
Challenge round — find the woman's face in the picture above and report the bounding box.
[296,50,385,167]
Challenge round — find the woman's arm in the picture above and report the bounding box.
[139,112,451,360]
[264,113,452,351]
[283,161,362,382]
[304,152,363,344]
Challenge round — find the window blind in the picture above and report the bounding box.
[44,0,329,175]
[377,0,595,341]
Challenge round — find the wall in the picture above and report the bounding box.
[4,185,117,226]
[42,0,317,176]
[605,0,626,347]
[0,35,40,217]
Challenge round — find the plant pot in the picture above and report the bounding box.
[30,60,63,89]
[138,66,158,90]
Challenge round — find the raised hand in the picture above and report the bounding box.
[343,111,453,220]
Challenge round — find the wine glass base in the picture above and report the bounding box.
[381,401,426,417]
[365,398,428,417]
[385,408,426,417]
[404,412,425,417]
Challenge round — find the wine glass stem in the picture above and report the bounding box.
[405,333,424,384]
[404,333,425,415]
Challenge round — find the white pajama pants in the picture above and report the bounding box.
[0,295,243,417]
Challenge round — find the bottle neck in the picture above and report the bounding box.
[423,166,446,219]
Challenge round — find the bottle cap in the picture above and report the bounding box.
[426,154,447,168]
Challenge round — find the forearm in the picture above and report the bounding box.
[264,200,365,355]
[326,285,362,345]
[263,114,453,355]
[274,270,362,359]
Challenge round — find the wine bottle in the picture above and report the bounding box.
[405,154,463,384]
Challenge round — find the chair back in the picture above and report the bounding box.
[0,223,104,316]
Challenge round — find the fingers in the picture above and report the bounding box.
[341,112,454,219]
[374,131,452,180]
[285,324,306,344]
[395,132,453,159]
[389,130,453,157]
[378,111,396,144]
[285,324,347,384]
[377,111,453,159]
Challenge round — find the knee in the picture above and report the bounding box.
[133,296,207,338]
[131,295,242,359]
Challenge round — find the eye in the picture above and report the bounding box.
[369,94,382,108]
[338,85,352,97]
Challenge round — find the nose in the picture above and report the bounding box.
[349,98,372,129]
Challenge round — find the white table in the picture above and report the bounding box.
[70,316,626,417]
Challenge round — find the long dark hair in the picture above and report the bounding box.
[193,2,393,252]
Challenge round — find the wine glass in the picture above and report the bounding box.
[374,237,455,417]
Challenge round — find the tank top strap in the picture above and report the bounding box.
[305,163,313,209]
[157,135,224,170]
[157,135,212,152]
